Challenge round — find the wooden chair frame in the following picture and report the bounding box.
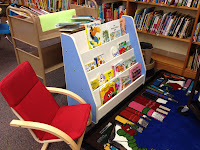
[10,87,92,150]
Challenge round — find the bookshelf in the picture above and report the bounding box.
[119,0,200,78]
[60,15,146,123]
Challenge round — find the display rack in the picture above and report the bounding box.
[61,15,146,123]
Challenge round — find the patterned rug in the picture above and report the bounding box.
[83,70,200,150]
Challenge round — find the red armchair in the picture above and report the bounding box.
[0,61,92,150]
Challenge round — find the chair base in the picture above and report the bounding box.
[41,143,49,150]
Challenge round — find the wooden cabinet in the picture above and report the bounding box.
[61,16,146,123]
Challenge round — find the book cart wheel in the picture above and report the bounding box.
[177,105,189,116]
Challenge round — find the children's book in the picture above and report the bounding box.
[121,75,131,90]
[119,18,126,36]
[118,40,131,54]
[129,63,142,82]
[97,73,106,86]
[112,61,125,76]
[110,46,120,57]
[85,20,102,49]
[107,20,121,41]
[104,69,114,82]
[101,23,110,44]
[100,82,115,105]
[90,78,99,90]
[113,78,121,94]
[123,55,137,69]
[94,54,105,67]
[85,61,97,72]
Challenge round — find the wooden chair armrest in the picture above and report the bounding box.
[46,87,86,104]
[10,120,79,150]
[46,87,92,126]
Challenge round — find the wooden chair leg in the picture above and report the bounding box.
[41,143,49,150]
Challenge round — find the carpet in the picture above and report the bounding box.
[83,70,200,150]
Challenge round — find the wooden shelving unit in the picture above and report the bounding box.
[137,29,191,43]
[123,0,200,78]
[129,0,198,11]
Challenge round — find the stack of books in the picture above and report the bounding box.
[134,7,194,39]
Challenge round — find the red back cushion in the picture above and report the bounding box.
[0,61,60,140]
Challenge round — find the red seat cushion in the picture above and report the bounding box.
[42,104,91,141]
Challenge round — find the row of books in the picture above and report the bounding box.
[187,46,200,71]
[98,2,126,23]
[136,0,199,8]
[10,0,69,11]
[99,63,141,105]
[193,22,200,42]
[85,18,126,50]
[134,7,194,39]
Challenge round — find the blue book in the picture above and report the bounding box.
[138,8,147,30]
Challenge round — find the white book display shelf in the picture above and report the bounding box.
[61,15,146,123]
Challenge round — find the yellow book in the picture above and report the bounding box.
[100,82,115,105]
[90,78,99,90]
[104,69,114,82]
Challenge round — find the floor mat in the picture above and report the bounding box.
[83,70,200,150]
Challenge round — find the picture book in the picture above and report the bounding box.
[101,23,110,44]
[118,40,131,54]
[113,78,121,94]
[94,54,105,67]
[100,82,116,105]
[104,69,114,82]
[121,75,131,90]
[97,73,106,86]
[123,55,137,69]
[90,78,99,90]
[107,20,121,41]
[119,18,126,36]
[112,61,125,76]
[85,61,97,72]
[111,46,120,57]
[85,20,102,49]
[129,63,142,82]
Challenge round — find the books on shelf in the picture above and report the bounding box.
[134,7,194,39]
[135,0,199,8]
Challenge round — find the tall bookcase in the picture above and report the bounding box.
[102,0,200,79]
[61,15,146,123]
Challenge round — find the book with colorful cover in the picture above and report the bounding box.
[85,61,97,72]
[107,20,121,41]
[100,82,116,105]
[104,69,114,82]
[129,63,142,82]
[90,78,99,90]
[112,61,125,76]
[123,55,137,69]
[85,20,102,49]
[94,54,105,67]
[118,40,131,54]
[121,75,131,90]
[113,78,121,94]
[119,18,126,36]
[101,23,110,44]
[97,73,106,86]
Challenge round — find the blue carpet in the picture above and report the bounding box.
[83,71,200,150]
[135,90,200,150]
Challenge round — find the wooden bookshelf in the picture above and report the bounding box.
[193,41,200,45]
[137,29,191,43]
[123,0,200,79]
[129,0,198,11]
[151,53,184,75]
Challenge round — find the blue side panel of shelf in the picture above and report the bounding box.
[123,15,146,77]
[61,34,97,122]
